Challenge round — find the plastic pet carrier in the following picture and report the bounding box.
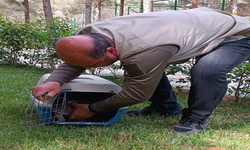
[25,74,128,128]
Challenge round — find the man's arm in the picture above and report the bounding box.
[31,62,85,100]
[46,62,86,85]
[89,45,178,112]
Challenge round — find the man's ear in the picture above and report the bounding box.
[105,47,120,58]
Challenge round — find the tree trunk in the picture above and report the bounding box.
[97,0,101,20]
[119,0,124,16]
[42,0,53,24]
[42,0,55,69]
[23,0,30,24]
[140,0,143,13]
[85,0,92,25]
[192,0,197,8]
[231,0,238,15]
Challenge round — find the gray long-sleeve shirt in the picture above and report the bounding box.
[46,8,250,112]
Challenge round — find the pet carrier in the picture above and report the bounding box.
[25,74,128,128]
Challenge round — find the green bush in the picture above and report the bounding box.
[0,15,32,64]
[0,14,75,68]
[227,57,250,103]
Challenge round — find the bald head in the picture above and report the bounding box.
[55,35,94,62]
[54,34,120,68]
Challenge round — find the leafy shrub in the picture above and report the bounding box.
[227,57,250,103]
[0,15,32,64]
[0,14,75,68]
[23,17,75,68]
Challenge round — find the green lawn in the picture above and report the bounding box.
[0,64,250,150]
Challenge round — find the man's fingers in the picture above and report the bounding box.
[67,101,78,107]
[31,81,61,100]
[33,89,59,100]
[46,91,57,98]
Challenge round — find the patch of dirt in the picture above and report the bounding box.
[222,95,237,103]
[174,88,189,96]
[177,146,226,150]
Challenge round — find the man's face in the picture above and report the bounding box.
[66,54,111,69]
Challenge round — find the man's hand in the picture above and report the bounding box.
[67,102,96,120]
[31,81,61,100]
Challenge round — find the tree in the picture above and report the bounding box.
[85,0,92,25]
[119,0,124,16]
[140,0,144,13]
[97,0,102,21]
[23,0,30,24]
[42,0,56,69]
[42,0,53,24]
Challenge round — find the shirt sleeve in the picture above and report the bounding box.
[45,62,86,85]
[89,45,178,112]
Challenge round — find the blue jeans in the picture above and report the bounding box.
[148,73,182,113]
[183,36,250,123]
[150,36,250,121]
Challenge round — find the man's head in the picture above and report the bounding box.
[55,34,119,69]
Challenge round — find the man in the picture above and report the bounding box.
[32,7,250,135]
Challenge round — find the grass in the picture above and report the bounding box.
[0,64,250,150]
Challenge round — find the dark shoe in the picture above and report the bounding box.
[173,117,206,135]
[125,106,182,117]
